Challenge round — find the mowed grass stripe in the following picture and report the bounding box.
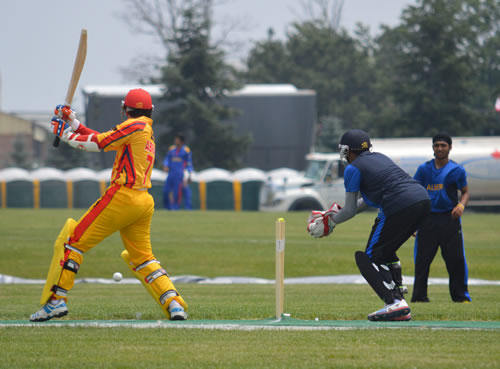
[1,209,500,280]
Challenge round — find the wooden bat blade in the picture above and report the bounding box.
[65,29,87,106]
[54,29,87,147]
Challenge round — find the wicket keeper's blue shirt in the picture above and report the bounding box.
[413,160,467,213]
[344,151,429,217]
[163,145,193,178]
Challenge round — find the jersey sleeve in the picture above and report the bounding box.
[185,147,194,172]
[96,121,147,152]
[413,164,425,185]
[163,152,170,168]
[75,125,100,136]
[454,166,468,189]
[343,165,361,192]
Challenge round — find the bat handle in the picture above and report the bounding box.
[53,136,61,147]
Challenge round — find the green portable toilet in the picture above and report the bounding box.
[197,168,233,210]
[66,168,101,209]
[207,180,233,209]
[233,168,266,211]
[0,168,33,208]
[32,167,67,208]
[188,181,200,210]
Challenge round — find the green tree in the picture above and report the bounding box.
[247,1,386,153]
[121,0,251,169]
[314,115,343,152]
[245,18,380,144]
[158,6,250,170]
[10,134,30,169]
[375,0,500,136]
[245,28,292,84]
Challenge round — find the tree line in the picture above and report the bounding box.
[245,0,500,152]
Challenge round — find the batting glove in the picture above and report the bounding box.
[51,117,73,142]
[307,202,342,238]
[54,104,80,131]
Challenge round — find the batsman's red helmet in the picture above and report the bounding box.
[123,88,153,110]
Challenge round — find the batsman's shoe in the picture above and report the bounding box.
[29,300,68,322]
[367,299,411,322]
[168,300,188,321]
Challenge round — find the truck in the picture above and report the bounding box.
[259,137,500,211]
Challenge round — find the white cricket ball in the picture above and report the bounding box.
[315,317,319,321]
[113,272,123,282]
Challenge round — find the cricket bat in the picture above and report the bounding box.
[53,29,87,147]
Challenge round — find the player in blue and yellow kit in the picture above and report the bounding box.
[163,134,193,210]
[412,133,471,303]
[307,129,430,321]
[30,89,188,321]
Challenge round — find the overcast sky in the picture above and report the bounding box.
[0,0,415,113]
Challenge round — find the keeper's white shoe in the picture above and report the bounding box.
[168,300,188,321]
[368,299,411,322]
[30,300,68,322]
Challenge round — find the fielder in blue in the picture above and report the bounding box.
[163,134,193,210]
[307,129,430,321]
[412,133,471,303]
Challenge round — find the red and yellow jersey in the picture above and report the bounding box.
[96,117,156,190]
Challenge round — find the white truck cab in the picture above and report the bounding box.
[259,152,345,211]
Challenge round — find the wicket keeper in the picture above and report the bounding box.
[411,133,471,303]
[307,129,430,321]
[30,89,188,322]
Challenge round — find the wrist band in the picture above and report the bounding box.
[457,203,465,210]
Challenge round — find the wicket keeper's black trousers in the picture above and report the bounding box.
[412,212,471,302]
[365,200,430,265]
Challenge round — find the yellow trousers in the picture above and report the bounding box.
[54,184,186,315]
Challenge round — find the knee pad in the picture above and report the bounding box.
[40,218,83,304]
[121,250,187,319]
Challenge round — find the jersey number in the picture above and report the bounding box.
[143,155,154,185]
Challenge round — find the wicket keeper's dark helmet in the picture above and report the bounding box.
[339,129,372,152]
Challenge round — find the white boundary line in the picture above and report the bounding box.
[2,274,500,285]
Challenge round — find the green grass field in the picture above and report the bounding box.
[1,209,500,368]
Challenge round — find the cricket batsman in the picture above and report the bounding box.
[30,88,188,322]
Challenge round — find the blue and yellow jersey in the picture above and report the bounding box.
[96,117,155,190]
[163,144,193,177]
[414,159,467,213]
